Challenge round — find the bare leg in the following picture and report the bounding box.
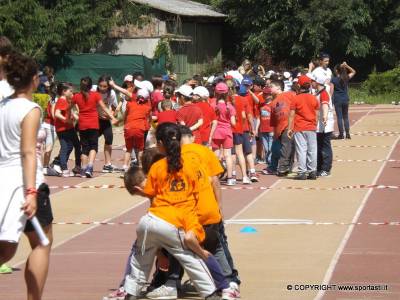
[43,145,53,167]
[0,241,18,265]
[224,148,233,178]
[24,225,53,300]
[88,150,97,166]
[123,151,131,168]
[234,144,247,178]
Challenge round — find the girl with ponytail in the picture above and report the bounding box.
[122,121,218,299]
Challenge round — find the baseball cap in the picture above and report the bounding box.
[176,85,194,98]
[253,76,266,87]
[242,77,253,86]
[137,88,150,99]
[193,86,210,98]
[124,74,133,82]
[238,84,248,96]
[298,75,312,87]
[283,71,291,79]
[215,82,229,94]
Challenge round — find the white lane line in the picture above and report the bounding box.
[314,135,400,300]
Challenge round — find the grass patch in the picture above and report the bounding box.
[349,87,400,104]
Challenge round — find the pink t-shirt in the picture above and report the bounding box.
[212,101,236,140]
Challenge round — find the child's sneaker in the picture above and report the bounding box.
[242,176,251,184]
[102,286,126,300]
[85,166,94,178]
[102,164,114,173]
[72,166,82,176]
[222,282,241,300]
[294,173,307,180]
[318,170,331,177]
[307,171,317,180]
[250,172,259,182]
[226,178,236,186]
[262,168,276,175]
[62,170,73,177]
[145,285,177,299]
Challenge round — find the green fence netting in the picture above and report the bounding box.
[54,54,166,85]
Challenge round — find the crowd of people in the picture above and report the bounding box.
[0,32,357,300]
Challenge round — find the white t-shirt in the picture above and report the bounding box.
[0,80,14,101]
[226,70,243,84]
[315,90,335,133]
[92,85,118,119]
[0,97,41,167]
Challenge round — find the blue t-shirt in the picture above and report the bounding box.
[331,77,349,104]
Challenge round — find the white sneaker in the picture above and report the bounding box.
[146,285,177,299]
[226,178,236,186]
[62,170,73,177]
[242,176,251,184]
[53,164,62,174]
[222,282,241,300]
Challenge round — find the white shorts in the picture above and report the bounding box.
[0,166,27,243]
[42,123,57,147]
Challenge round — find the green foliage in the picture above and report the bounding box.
[154,38,174,72]
[200,57,223,77]
[362,67,400,95]
[0,0,149,61]
[33,93,50,111]
[349,87,400,104]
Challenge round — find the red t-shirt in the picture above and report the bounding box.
[291,93,320,132]
[232,95,244,134]
[240,95,252,132]
[195,101,217,143]
[270,92,295,137]
[157,110,178,125]
[248,92,264,118]
[259,102,273,133]
[72,91,102,130]
[54,97,74,132]
[177,103,203,144]
[43,100,54,125]
[125,101,151,133]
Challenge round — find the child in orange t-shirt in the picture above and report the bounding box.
[288,75,320,180]
[119,123,226,300]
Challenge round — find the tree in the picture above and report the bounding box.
[0,0,148,61]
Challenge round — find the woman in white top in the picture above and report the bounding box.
[0,52,53,299]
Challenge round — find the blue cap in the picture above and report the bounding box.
[242,77,253,86]
[238,84,248,96]
[162,74,169,81]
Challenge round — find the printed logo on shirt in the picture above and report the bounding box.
[261,109,270,117]
[170,179,186,192]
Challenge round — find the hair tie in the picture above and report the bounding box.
[171,136,177,140]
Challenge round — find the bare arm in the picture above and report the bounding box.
[342,62,356,79]
[248,89,260,104]
[208,120,217,145]
[322,103,328,126]
[287,109,295,139]
[184,231,210,260]
[98,99,118,124]
[109,80,133,98]
[190,118,203,131]
[21,107,41,219]
[211,175,222,213]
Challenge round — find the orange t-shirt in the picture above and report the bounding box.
[270,91,295,137]
[124,100,151,135]
[290,93,320,132]
[144,155,205,242]
[182,143,223,225]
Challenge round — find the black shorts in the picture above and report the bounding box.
[99,119,113,145]
[79,129,99,155]
[24,183,54,232]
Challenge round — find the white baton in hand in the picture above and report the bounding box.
[30,216,50,246]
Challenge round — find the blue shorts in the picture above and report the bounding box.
[232,132,252,155]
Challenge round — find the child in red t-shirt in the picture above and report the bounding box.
[287,75,320,180]
[54,82,81,177]
[155,100,178,125]
[193,86,217,146]
[176,85,203,144]
[258,87,275,174]
[123,89,152,171]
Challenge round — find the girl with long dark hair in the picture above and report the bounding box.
[332,62,356,139]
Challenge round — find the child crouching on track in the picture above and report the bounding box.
[121,123,222,300]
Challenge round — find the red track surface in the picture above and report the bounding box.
[1,105,399,300]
